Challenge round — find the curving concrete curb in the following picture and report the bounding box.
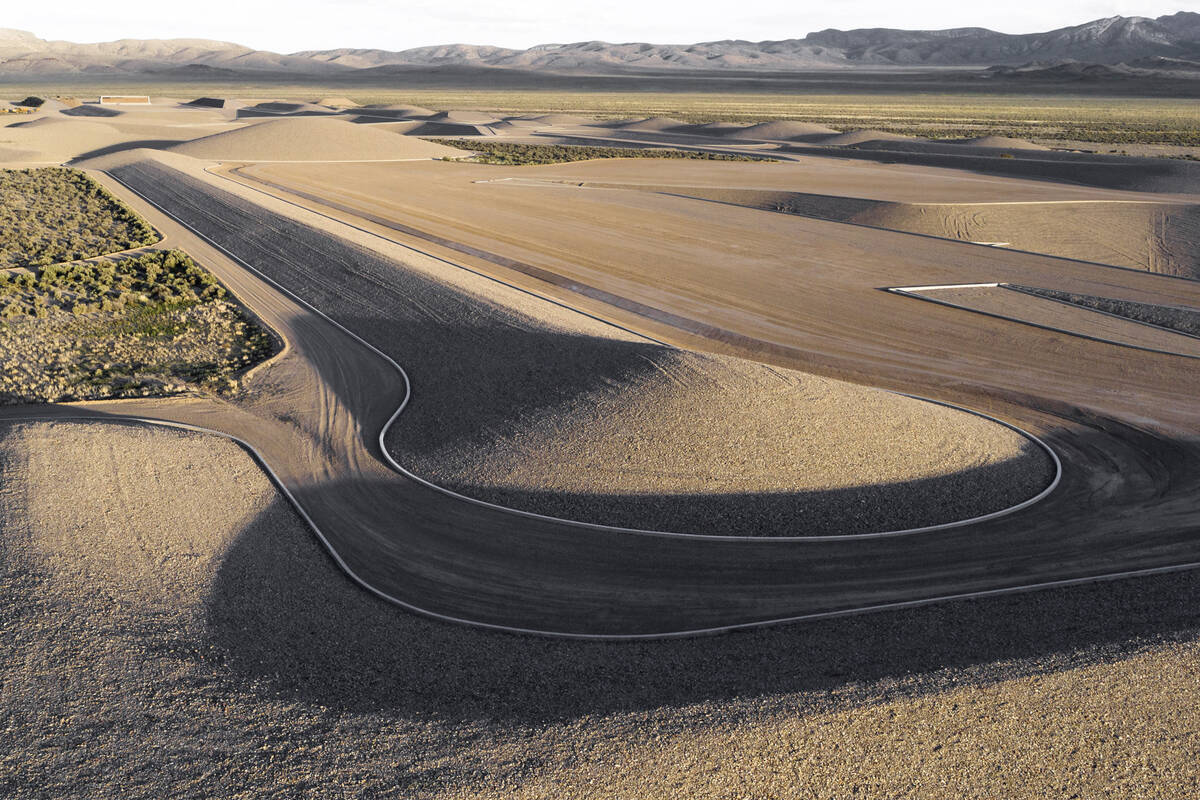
[889,284,1200,361]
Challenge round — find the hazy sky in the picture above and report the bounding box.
[4,1,1191,52]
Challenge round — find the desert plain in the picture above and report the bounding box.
[0,82,1198,797]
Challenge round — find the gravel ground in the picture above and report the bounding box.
[104,158,1053,536]
[1,421,1196,799]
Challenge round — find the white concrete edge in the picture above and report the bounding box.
[889,285,1200,361]
[1001,283,1200,344]
[891,282,1001,292]
[104,166,1063,543]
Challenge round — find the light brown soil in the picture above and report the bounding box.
[170,117,468,161]
[907,285,1200,357]
[724,120,839,140]
[0,117,126,162]
[403,346,1050,534]
[818,128,914,146]
[507,183,1200,278]
[1,420,1196,799]
[851,201,1200,278]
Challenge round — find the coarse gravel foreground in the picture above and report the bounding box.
[0,421,1195,799]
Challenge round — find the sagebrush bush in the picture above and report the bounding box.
[430,140,773,165]
[0,167,160,268]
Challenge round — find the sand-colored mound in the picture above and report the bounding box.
[427,110,502,125]
[237,101,336,118]
[616,116,689,132]
[316,96,359,108]
[60,104,122,118]
[357,103,436,118]
[596,116,644,128]
[681,121,751,136]
[820,129,915,146]
[168,117,469,161]
[727,120,840,140]
[487,120,530,132]
[0,117,127,162]
[956,136,1049,150]
[523,113,596,126]
[402,121,495,137]
[391,344,1052,535]
[76,146,205,173]
[184,97,227,109]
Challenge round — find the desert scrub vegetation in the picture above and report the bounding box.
[0,249,275,403]
[430,139,771,165]
[1008,285,1200,338]
[0,167,159,268]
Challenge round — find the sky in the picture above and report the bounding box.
[3,1,1191,52]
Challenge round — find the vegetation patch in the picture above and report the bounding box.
[429,139,772,165]
[0,167,159,268]
[0,249,275,403]
[1008,285,1200,338]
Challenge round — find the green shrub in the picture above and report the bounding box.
[429,140,774,166]
[0,167,161,269]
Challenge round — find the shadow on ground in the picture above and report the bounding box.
[70,140,180,162]
[204,484,1200,725]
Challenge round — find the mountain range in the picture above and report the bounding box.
[1,12,1198,76]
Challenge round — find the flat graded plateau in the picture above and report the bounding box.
[898,284,1200,358]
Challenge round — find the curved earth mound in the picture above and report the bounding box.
[523,113,596,126]
[428,110,502,125]
[60,104,123,118]
[241,101,334,116]
[683,122,751,136]
[956,136,1049,150]
[357,104,435,118]
[821,129,916,146]
[184,97,227,109]
[390,343,1054,537]
[617,116,689,132]
[0,117,126,162]
[728,121,840,140]
[169,118,468,161]
[317,96,359,108]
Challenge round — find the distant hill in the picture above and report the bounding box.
[1,12,1198,77]
[0,29,346,75]
[297,13,1200,72]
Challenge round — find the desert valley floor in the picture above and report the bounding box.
[1,95,1198,796]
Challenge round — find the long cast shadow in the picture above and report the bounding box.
[203,482,1200,724]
